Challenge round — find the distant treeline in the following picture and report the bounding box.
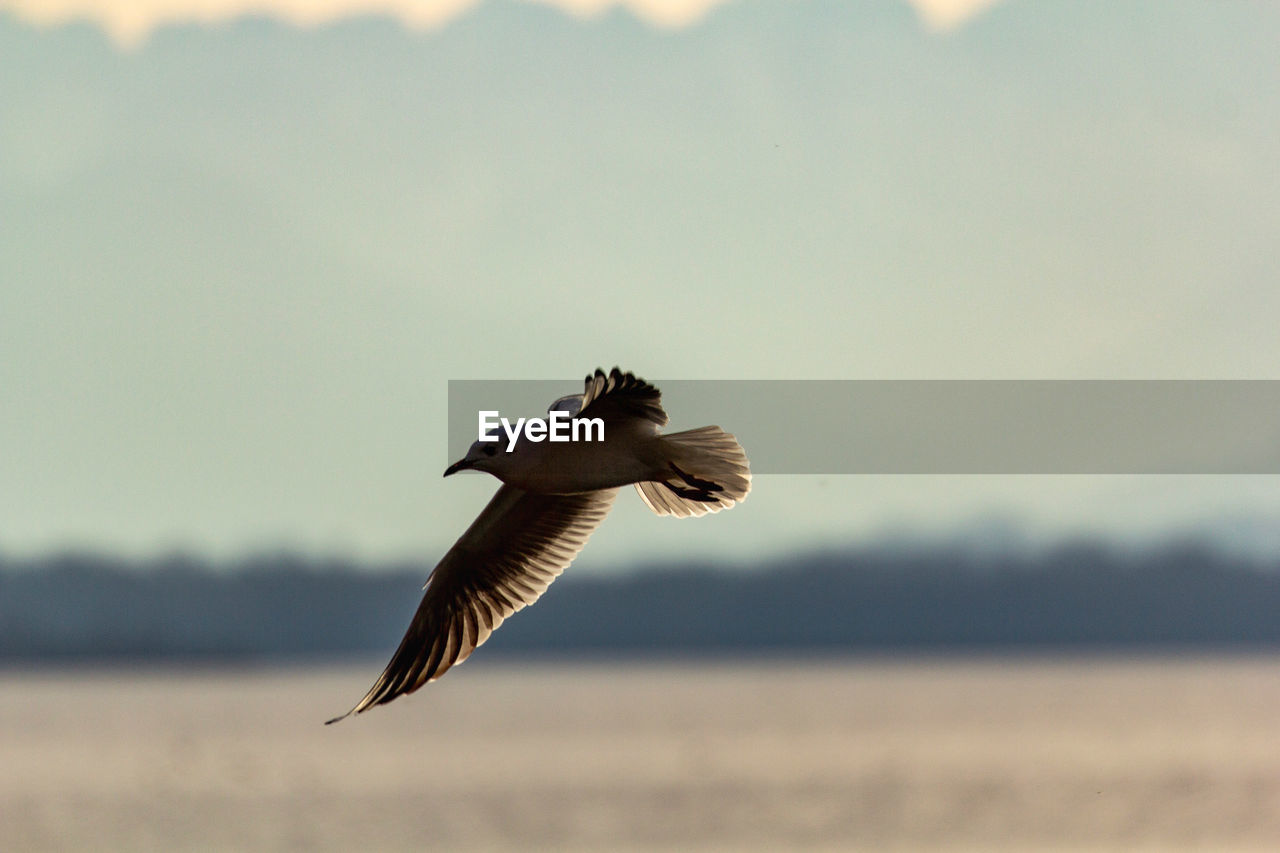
[1,541,1278,663]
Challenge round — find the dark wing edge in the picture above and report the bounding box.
[577,367,668,428]
[326,485,618,723]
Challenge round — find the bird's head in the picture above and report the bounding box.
[444,434,508,478]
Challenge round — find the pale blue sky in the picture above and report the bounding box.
[2,0,1279,565]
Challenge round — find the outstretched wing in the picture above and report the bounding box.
[577,367,668,428]
[328,485,618,722]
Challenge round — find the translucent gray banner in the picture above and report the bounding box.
[447,380,1280,474]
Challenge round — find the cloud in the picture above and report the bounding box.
[904,0,1003,31]
[523,0,733,27]
[3,0,1000,47]
[6,0,483,46]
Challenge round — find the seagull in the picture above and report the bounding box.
[327,367,750,722]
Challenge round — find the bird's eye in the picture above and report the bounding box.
[483,445,497,456]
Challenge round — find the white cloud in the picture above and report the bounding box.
[523,0,733,28]
[5,0,481,47]
[2,0,1000,47]
[904,0,1003,31]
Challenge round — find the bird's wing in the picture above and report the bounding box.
[576,367,669,428]
[548,393,584,417]
[329,484,618,722]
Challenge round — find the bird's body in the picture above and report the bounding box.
[327,368,750,723]
[490,429,666,494]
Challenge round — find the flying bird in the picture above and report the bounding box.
[327,368,750,722]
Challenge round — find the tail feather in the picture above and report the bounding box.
[635,426,751,518]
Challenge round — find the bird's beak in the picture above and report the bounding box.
[443,458,473,477]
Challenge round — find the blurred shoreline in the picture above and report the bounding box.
[5,536,1280,664]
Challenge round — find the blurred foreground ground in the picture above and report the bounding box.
[2,657,1278,851]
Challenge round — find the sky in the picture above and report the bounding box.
[2,0,1279,567]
